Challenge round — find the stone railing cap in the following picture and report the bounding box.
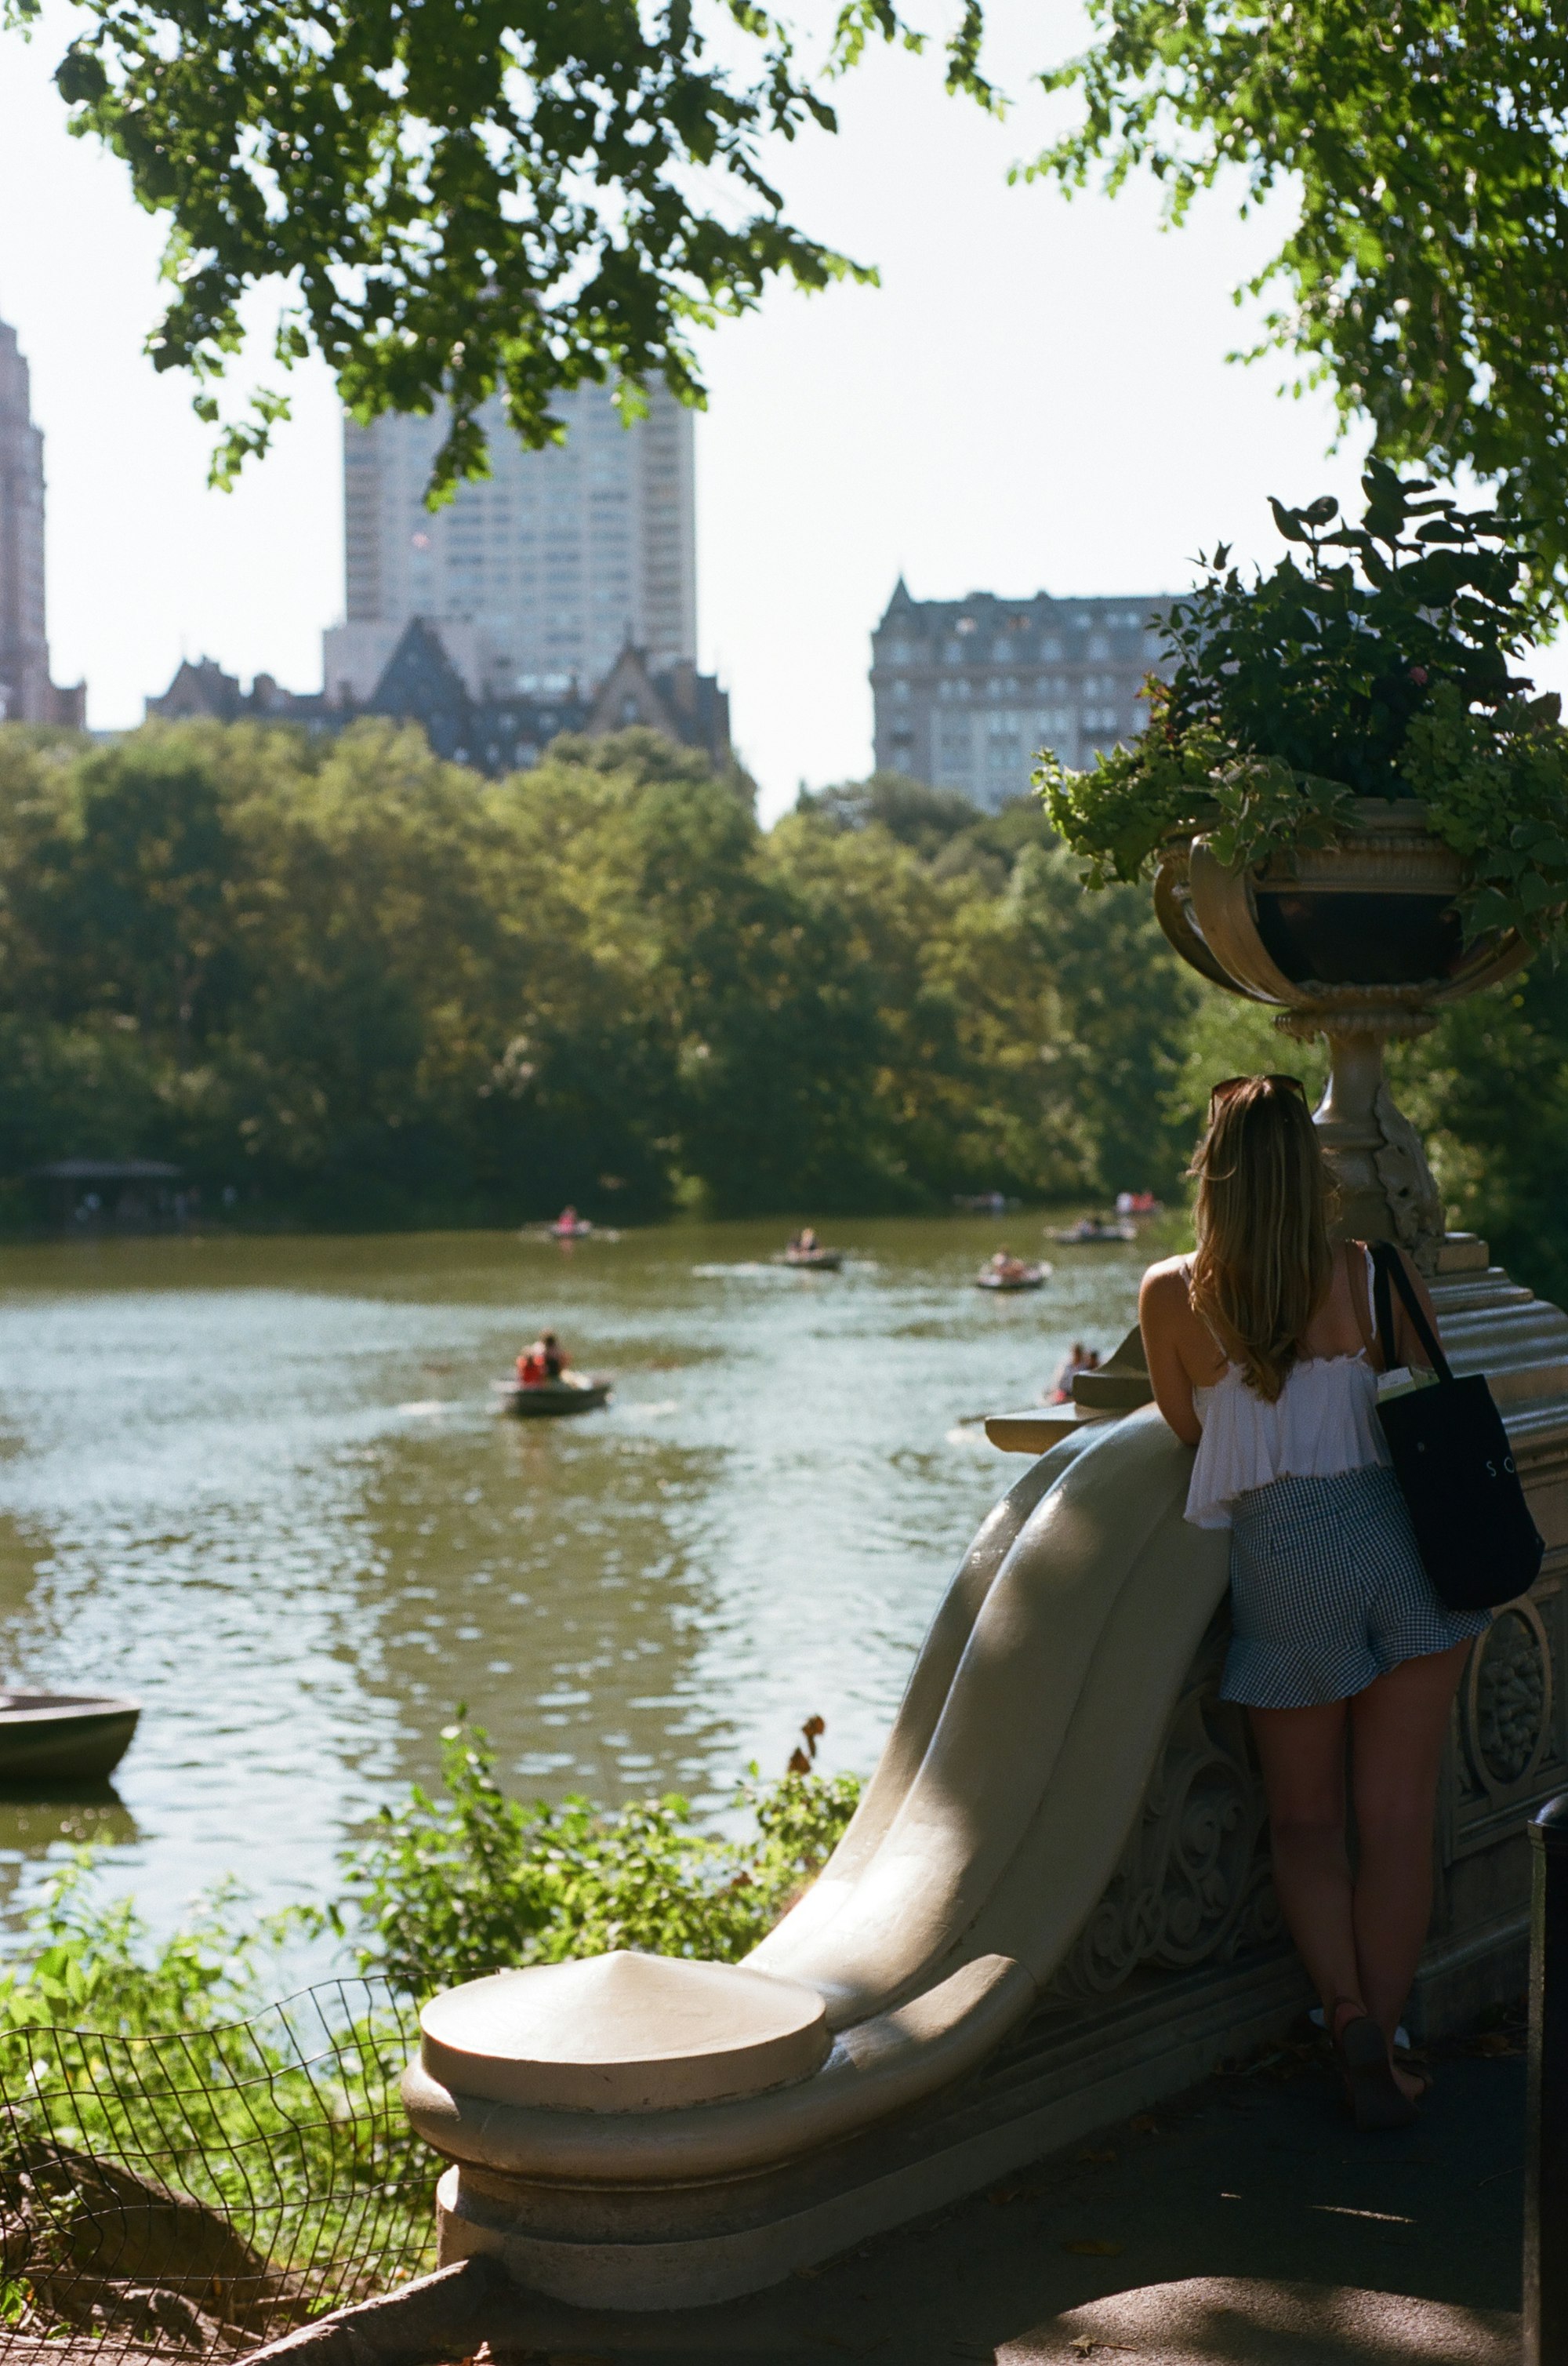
[419,1950,831,2113]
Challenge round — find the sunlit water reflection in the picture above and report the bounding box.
[0,1218,1152,1943]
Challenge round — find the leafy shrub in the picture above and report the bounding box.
[0,1863,256,2039]
[1040,465,1568,946]
[335,1717,862,1997]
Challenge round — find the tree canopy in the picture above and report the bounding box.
[6,0,985,492]
[12,0,1568,551]
[0,721,1196,1227]
[5,715,1567,1302]
[1031,0,1568,579]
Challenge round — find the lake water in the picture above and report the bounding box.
[0,1217,1152,1946]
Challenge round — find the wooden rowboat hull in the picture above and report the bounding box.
[974,1274,1047,1292]
[0,1693,140,1785]
[778,1251,844,1271]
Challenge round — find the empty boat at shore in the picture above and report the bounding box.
[0,1692,140,1785]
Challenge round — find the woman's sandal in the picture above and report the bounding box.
[1394,2052,1435,2104]
[1330,1997,1418,2131]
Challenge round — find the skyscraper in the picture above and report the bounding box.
[0,316,84,729]
[0,317,52,725]
[870,580,1171,812]
[322,383,697,707]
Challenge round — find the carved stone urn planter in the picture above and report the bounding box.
[1153,799,1530,1263]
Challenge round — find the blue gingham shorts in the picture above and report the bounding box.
[1221,1463,1491,1710]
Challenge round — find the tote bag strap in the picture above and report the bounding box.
[1370,1240,1455,1385]
[1370,1242,1399,1371]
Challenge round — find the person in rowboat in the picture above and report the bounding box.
[517,1330,568,1387]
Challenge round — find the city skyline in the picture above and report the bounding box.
[16,3,1566,817]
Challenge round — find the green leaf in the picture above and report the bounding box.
[1465,887,1519,932]
[54,44,107,103]
[1269,497,1309,544]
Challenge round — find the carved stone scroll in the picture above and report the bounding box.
[1050,1616,1279,2001]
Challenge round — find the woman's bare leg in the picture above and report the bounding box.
[1247,1699,1361,2016]
[1348,1639,1472,2089]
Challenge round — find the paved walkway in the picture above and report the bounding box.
[488,2023,1527,2365]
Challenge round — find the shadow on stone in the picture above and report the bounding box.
[1004,2278,1519,2366]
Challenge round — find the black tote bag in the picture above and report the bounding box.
[1370,1241,1543,1614]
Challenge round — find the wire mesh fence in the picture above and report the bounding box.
[0,1979,437,2360]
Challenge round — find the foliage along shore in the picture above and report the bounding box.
[4,1720,864,2029]
[0,719,1196,1231]
[3,714,1568,1301]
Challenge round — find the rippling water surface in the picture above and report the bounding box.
[0,1217,1150,1940]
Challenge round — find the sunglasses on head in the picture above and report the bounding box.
[1209,1073,1308,1107]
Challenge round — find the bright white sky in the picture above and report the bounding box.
[3,2,1563,821]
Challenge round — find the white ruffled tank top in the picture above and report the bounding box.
[1185,1249,1390,1530]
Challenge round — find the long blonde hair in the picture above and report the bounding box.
[1188,1074,1334,1401]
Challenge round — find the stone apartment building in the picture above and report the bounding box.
[0,315,85,727]
[869,579,1170,811]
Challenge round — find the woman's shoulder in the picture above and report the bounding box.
[1139,1255,1193,1314]
[1142,1252,1192,1288]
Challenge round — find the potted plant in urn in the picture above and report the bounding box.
[1038,464,1568,1260]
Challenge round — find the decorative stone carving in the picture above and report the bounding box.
[1371,1081,1446,1256]
[1051,1620,1278,2001]
[1463,1601,1552,1797]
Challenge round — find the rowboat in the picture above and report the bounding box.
[0,1692,140,1785]
[776,1247,844,1272]
[975,1263,1051,1292]
[493,1375,612,1417]
[1047,1217,1138,1245]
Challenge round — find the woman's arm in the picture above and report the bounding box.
[1139,1264,1203,1447]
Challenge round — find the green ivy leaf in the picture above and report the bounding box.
[1465,887,1519,932]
